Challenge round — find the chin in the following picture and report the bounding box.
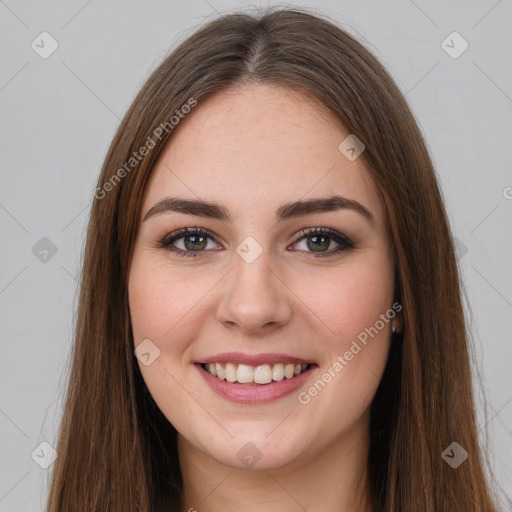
[201,425,309,471]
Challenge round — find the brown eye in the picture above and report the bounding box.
[159,227,221,258]
[181,233,208,251]
[291,228,354,258]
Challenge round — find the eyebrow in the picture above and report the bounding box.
[143,194,374,225]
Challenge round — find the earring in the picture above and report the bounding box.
[391,324,396,334]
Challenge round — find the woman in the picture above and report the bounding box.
[46,6,500,511]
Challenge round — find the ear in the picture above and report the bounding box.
[391,300,404,334]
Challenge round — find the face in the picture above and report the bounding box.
[128,83,397,471]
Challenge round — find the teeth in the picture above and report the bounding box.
[204,362,309,384]
[225,363,237,382]
[284,363,295,379]
[236,364,254,384]
[254,364,272,384]
[272,363,284,381]
[215,363,225,380]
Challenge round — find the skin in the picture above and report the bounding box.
[128,83,400,512]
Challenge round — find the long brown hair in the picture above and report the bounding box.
[46,6,500,511]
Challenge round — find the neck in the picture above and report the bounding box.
[177,410,373,512]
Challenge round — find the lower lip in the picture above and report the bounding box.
[196,364,317,404]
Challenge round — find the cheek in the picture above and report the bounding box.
[129,276,169,343]
[128,258,204,426]
[291,261,394,411]
[295,262,394,347]
[128,258,205,345]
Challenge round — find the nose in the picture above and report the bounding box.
[215,248,293,335]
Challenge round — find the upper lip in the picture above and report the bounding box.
[195,352,315,366]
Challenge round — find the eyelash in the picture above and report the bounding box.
[157,226,355,259]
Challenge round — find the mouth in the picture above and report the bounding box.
[196,361,318,404]
[200,362,312,385]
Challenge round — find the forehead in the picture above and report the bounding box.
[142,83,385,226]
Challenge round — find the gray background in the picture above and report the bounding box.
[1,0,511,510]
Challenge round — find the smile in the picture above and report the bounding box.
[196,361,317,404]
[202,362,310,384]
